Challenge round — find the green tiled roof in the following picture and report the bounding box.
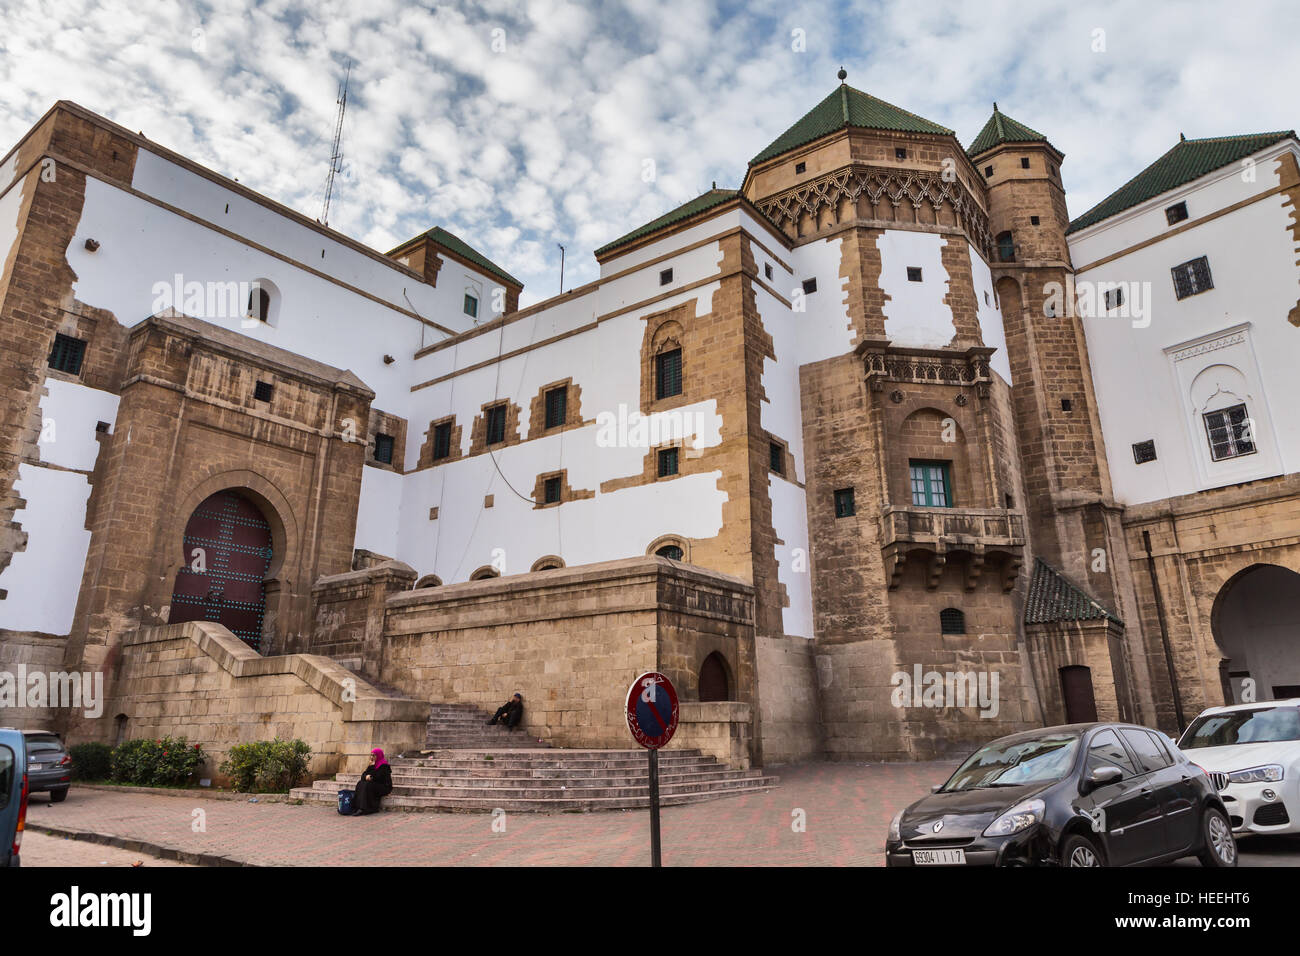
[750,84,952,166]
[1024,558,1121,626]
[1067,130,1297,234]
[968,104,1050,156]
[594,188,739,257]
[393,226,522,287]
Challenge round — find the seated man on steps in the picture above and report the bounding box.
[487,693,524,731]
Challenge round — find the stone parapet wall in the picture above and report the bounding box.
[102,621,427,782]
[310,560,417,674]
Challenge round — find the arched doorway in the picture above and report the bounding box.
[1213,564,1300,703]
[1060,665,1098,723]
[170,490,273,651]
[698,652,730,702]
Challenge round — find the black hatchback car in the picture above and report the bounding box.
[885,723,1236,867]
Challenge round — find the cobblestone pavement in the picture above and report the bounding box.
[22,830,194,867]
[21,762,1300,867]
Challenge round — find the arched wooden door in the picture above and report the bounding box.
[1059,665,1098,723]
[698,652,730,702]
[170,490,273,651]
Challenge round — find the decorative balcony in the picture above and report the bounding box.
[880,505,1025,591]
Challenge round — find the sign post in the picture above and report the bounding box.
[625,671,679,868]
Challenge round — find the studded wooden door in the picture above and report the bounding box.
[170,491,273,651]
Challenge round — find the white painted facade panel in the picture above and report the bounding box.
[877,230,954,349]
[36,379,120,472]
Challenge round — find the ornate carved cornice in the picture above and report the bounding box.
[858,340,996,398]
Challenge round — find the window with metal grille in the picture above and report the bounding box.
[909,460,952,507]
[1202,404,1255,461]
[1030,215,1040,225]
[659,268,673,286]
[996,231,1015,263]
[940,608,966,635]
[544,476,561,504]
[655,348,682,399]
[895,147,907,160]
[906,267,922,282]
[374,433,394,464]
[658,447,678,477]
[802,278,817,295]
[656,544,684,561]
[1020,157,1030,169]
[794,162,806,174]
[1103,287,1124,310]
[545,387,567,429]
[769,441,784,475]
[486,404,507,444]
[432,421,452,460]
[253,380,274,402]
[48,334,86,375]
[464,293,479,317]
[834,487,855,518]
[1132,439,1157,464]
[1165,201,1188,226]
[1171,256,1213,299]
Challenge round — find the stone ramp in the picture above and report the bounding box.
[290,748,779,812]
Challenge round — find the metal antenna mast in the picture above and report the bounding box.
[321,60,351,226]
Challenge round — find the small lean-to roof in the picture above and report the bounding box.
[749,83,952,167]
[593,188,739,258]
[1067,130,1297,234]
[1024,558,1121,625]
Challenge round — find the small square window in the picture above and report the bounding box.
[984,165,994,178]
[486,404,507,445]
[1172,256,1213,300]
[659,268,673,286]
[764,263,773,281]
[544,386,567,429]
[906,267,922,282]
[1030,215,1040,225]
[48,334,87,375]
[655,348,683,399]
[374,433,395,464]
[802,278,817,295]
[464,293,479,318]
[940,608,966,635]
[432,421,453,460]
[1202,404,1256,461]
[1166,201,1188,226]
[1020,157,1030,169]
[794,162,806,174]
[95,421,110,434]
[834,488,855,518]
[658,447,679,478]
[1103,287,1124,310]
[544,475,562,504]
[984,291,991,305]
[1060,398,1073,412]
[253,380,274,402]
[895,147,907,160]
[769,441,784,475]
[1132,440,1157,464]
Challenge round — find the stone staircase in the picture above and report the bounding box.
[423,701,551,750]
[291,748,779,812]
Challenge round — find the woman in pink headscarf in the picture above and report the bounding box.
[351,747,393,815]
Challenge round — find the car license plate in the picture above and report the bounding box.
[913,848,966,865]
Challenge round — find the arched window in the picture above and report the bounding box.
[648,535,688,563]
[698,652,730,702]
[414,575,442,589]
[531,556,565,572]
[656,544,684,561]
[470,566,500,581]
[940,608,966,634]
[996,231,1015,263]
[245,278,280,326]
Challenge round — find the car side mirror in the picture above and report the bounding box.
[1082,765,1123,794]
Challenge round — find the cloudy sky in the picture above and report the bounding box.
[2,0,1296,305]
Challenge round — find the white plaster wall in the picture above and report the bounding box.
[0,465,93,635]
[597,207,744,278]
[36,379,120,472]
[877,230,954,348]
[0,150,19,198]
[969,244,1013,384]
[1073,152,1300,505]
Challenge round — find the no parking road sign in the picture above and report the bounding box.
[626,671,679,749]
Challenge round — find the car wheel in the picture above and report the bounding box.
[1060,833,1105,867]
[1197,807,1237,867]
[49,788,68,803]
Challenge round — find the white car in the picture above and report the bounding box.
[1177,699,1300,836]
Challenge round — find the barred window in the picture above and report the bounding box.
[544,386,567,429]
[834,488,855,518]
[658,447,679,478]
[1165,201,1188,226]
[1171,256,1213,300]
[544,476,561,504]
[996,231,1015,263]
[656,348,683,399]
[48,334,87,375]
[486,405,507,445]
[1132,440,1157,464]
[253,380,274,402]
[769,441,784,475]
[940,608,966,635]
[656,544,684,561]
[373,433,395,464]
[1202,404,1255,461]
[432,422,452,460]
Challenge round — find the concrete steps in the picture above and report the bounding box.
[422,701,551,750]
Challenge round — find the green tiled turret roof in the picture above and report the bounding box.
[594,188,739,257]
[968,104,1050,156]
[391,226,522,287]
[750,83,952,166]
[1067,130,1297,234]
[1024,558,1121,625]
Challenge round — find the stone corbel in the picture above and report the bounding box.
[884,544,906,590]
[1001,553,1022,592]
[965,546,986,592]
[926,547,947,590]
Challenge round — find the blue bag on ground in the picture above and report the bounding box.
[337,789,355,815]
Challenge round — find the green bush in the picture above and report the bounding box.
[110,737,207,787]
[69,742,113,781]
[219,738,312,793]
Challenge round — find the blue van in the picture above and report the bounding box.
[0,728,28,867]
